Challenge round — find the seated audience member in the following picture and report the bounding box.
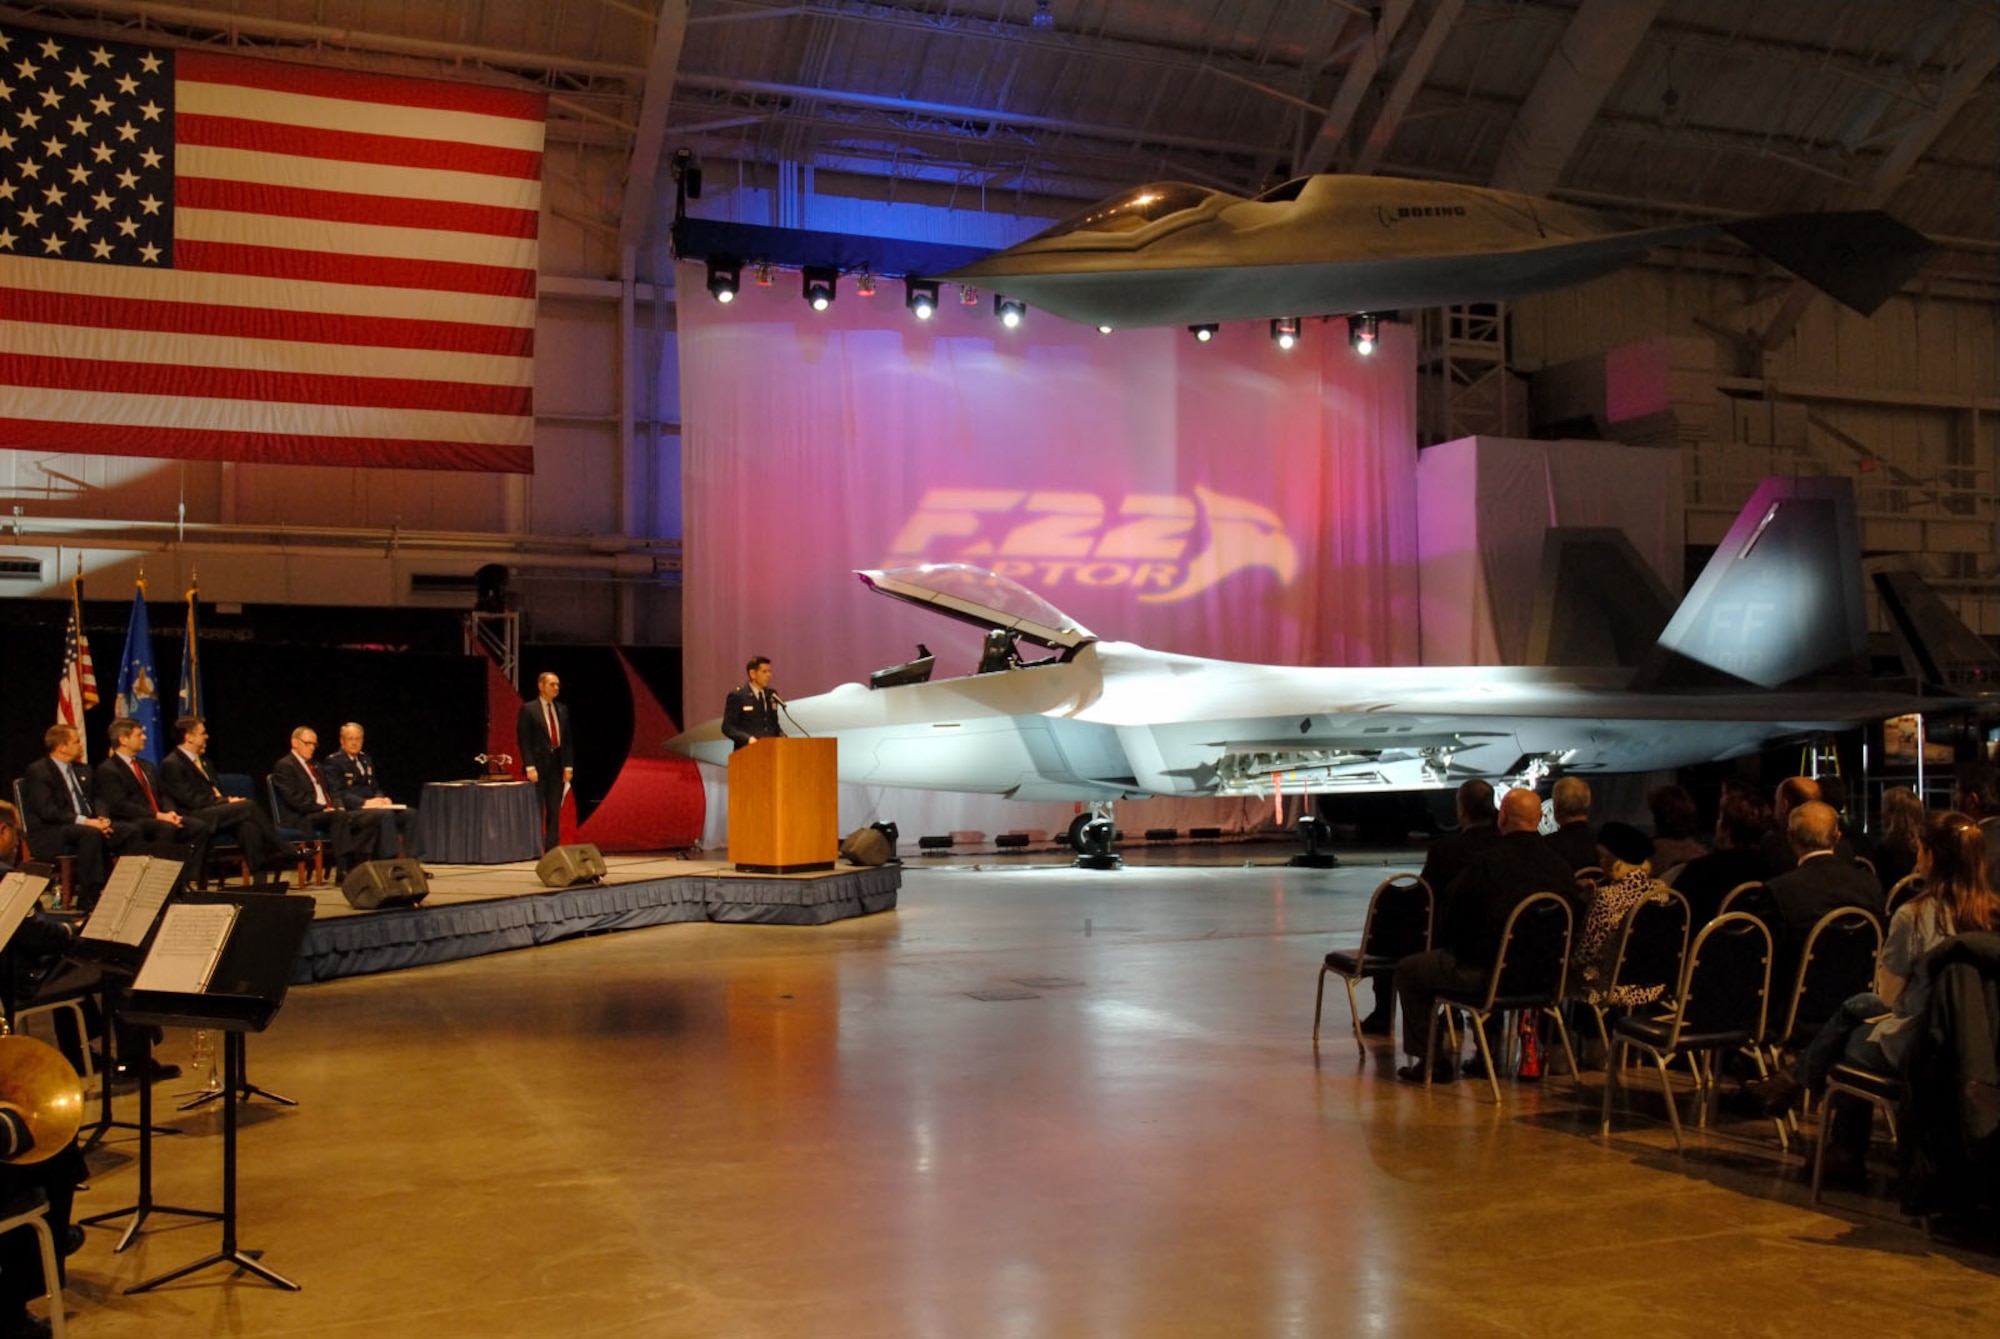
[1760,775,1822,877]
[321,723,418,860]
[1356,779,1500,1038]
[1569,822,1671,1010]
[272,726,385,877]
[1673,785,1774,925]
[1393,788,1578,1082]
[1648,783,1706,875]
[1743,810,1997,1182]
[1951,760,2000,888]
[93,717,211,872]
[1544,776,1598,873]
[1765,799,1884,986]
[0,1089,86,1339]
[160,716,294,877]
[18,724,131,904]
[1855,786,1924,894]
[0,801,18,872]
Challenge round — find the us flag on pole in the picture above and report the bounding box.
[0,26,543,472]
[57,575,97,746]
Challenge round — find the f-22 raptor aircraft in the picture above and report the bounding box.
[676,479,1972,811]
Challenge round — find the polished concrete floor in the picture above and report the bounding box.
[46,847,2000,1337]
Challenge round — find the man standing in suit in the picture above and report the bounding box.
[517,672,572,852]
[160,716,291,876]
[19,723,132,902]
[723,656,783,751]
[323,723,419,860]
[1394,788,1579,1082]
[272,726,383,876]
[95,717,210,872]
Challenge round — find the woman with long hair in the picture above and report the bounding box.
[1744,811,2000,1151]
[1868,785,1925,892]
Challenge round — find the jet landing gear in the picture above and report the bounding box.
[1289,812,1339,869]
[1068,802,1122,870]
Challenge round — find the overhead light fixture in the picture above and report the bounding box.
[1031,0,1055,30]
[803,267,837,311]
[994,295,1025,328]
[755,263,774,287]
[1097,325,1114,335]
[1271,317,1300,350]
[906,278,939,320]
[960,285,981,306]
[856,269,877,297]
[706,256,741,304]
[1189,323,1217,343]
[1348,312,1379,355]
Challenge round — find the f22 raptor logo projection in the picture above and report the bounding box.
[885,486,1298,603]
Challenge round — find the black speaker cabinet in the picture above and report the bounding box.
[342,857,429,910]
[536,843,606,888]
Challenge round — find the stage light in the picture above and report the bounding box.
[803,267,837,311]
[755,263,774,287]
[906,279,939,320]
[706,256,740,304]
[1097,325,1114,335]
[994,295,1026,328]
[856,269,877,297]
[1271,317,1299,350]
[961,285,981,306]
[1348,312,1379,355]
[1189,323,1217,343]
[1031,0,1055,30]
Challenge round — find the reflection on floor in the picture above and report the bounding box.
[50,845,2000,1337]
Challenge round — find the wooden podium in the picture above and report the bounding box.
[728,737,838,873]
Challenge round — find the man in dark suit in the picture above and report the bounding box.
[272,726,383,876]
[1394,788,1578,1081]
[19,723,133,901]
[722,656,784,751]
[94,717,211,873]
[1357,779,1502,1037]
[1544,775,1599,872]
[322,722,418,859]
[160,716,293,876]
[1765,799,1884,987]
[1673,784,1773,924]
[516,672,573,852]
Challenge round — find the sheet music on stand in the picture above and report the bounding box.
[0,872,51,949]
[81,854,184,946]
[132,903,242,995]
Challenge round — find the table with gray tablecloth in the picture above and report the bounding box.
[418,781,541,864]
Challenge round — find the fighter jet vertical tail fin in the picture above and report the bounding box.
[1722,212,1935,317]
[1630,477,1868,692]
[1873,568,2000,694]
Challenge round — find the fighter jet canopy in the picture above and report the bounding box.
[858,564,1096,651]
[1030,183,1221,247]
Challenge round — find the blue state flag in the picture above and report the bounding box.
[115,580,163,762]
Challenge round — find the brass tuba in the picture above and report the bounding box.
[0,1035,86,1164]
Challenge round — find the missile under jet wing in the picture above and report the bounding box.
[941,175,1934,330]
[672,479,1968,800]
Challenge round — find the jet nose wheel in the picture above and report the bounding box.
[1069,810,1122,870]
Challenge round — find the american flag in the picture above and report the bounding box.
[57,573,97,746]
[0,25,543,472]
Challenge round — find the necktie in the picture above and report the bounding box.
[64,766,89,821]
[129,757,159,814]
[546,702,560,749]
[306,758,328,806]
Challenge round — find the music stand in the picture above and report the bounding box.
[120,892,315,1294]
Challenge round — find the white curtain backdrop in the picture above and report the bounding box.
[678,264,1420,840]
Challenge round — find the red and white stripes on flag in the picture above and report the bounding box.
[58,580,98,746]
[0,29,544,472]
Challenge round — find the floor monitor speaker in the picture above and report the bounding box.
[536,843,606,888]
[342,857,429,910]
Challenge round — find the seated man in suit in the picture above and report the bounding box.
[1544,775,1599,873]
[1673,783,1776,925]
[1765,799,1884,987]
[93,717,210,874]
[160,716,293,877]
[1394,787,1579,1082]
[272,726,384,877]
[321,723,417,860]
[18,723,134,905]
[1358,780,1503,1037]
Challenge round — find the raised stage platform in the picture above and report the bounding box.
[291,855,900,983]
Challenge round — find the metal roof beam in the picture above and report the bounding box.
[1489,0,1661,196]
[619,1,689,251]
[1297,0,1415,176]
[1351,0,1464,176]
